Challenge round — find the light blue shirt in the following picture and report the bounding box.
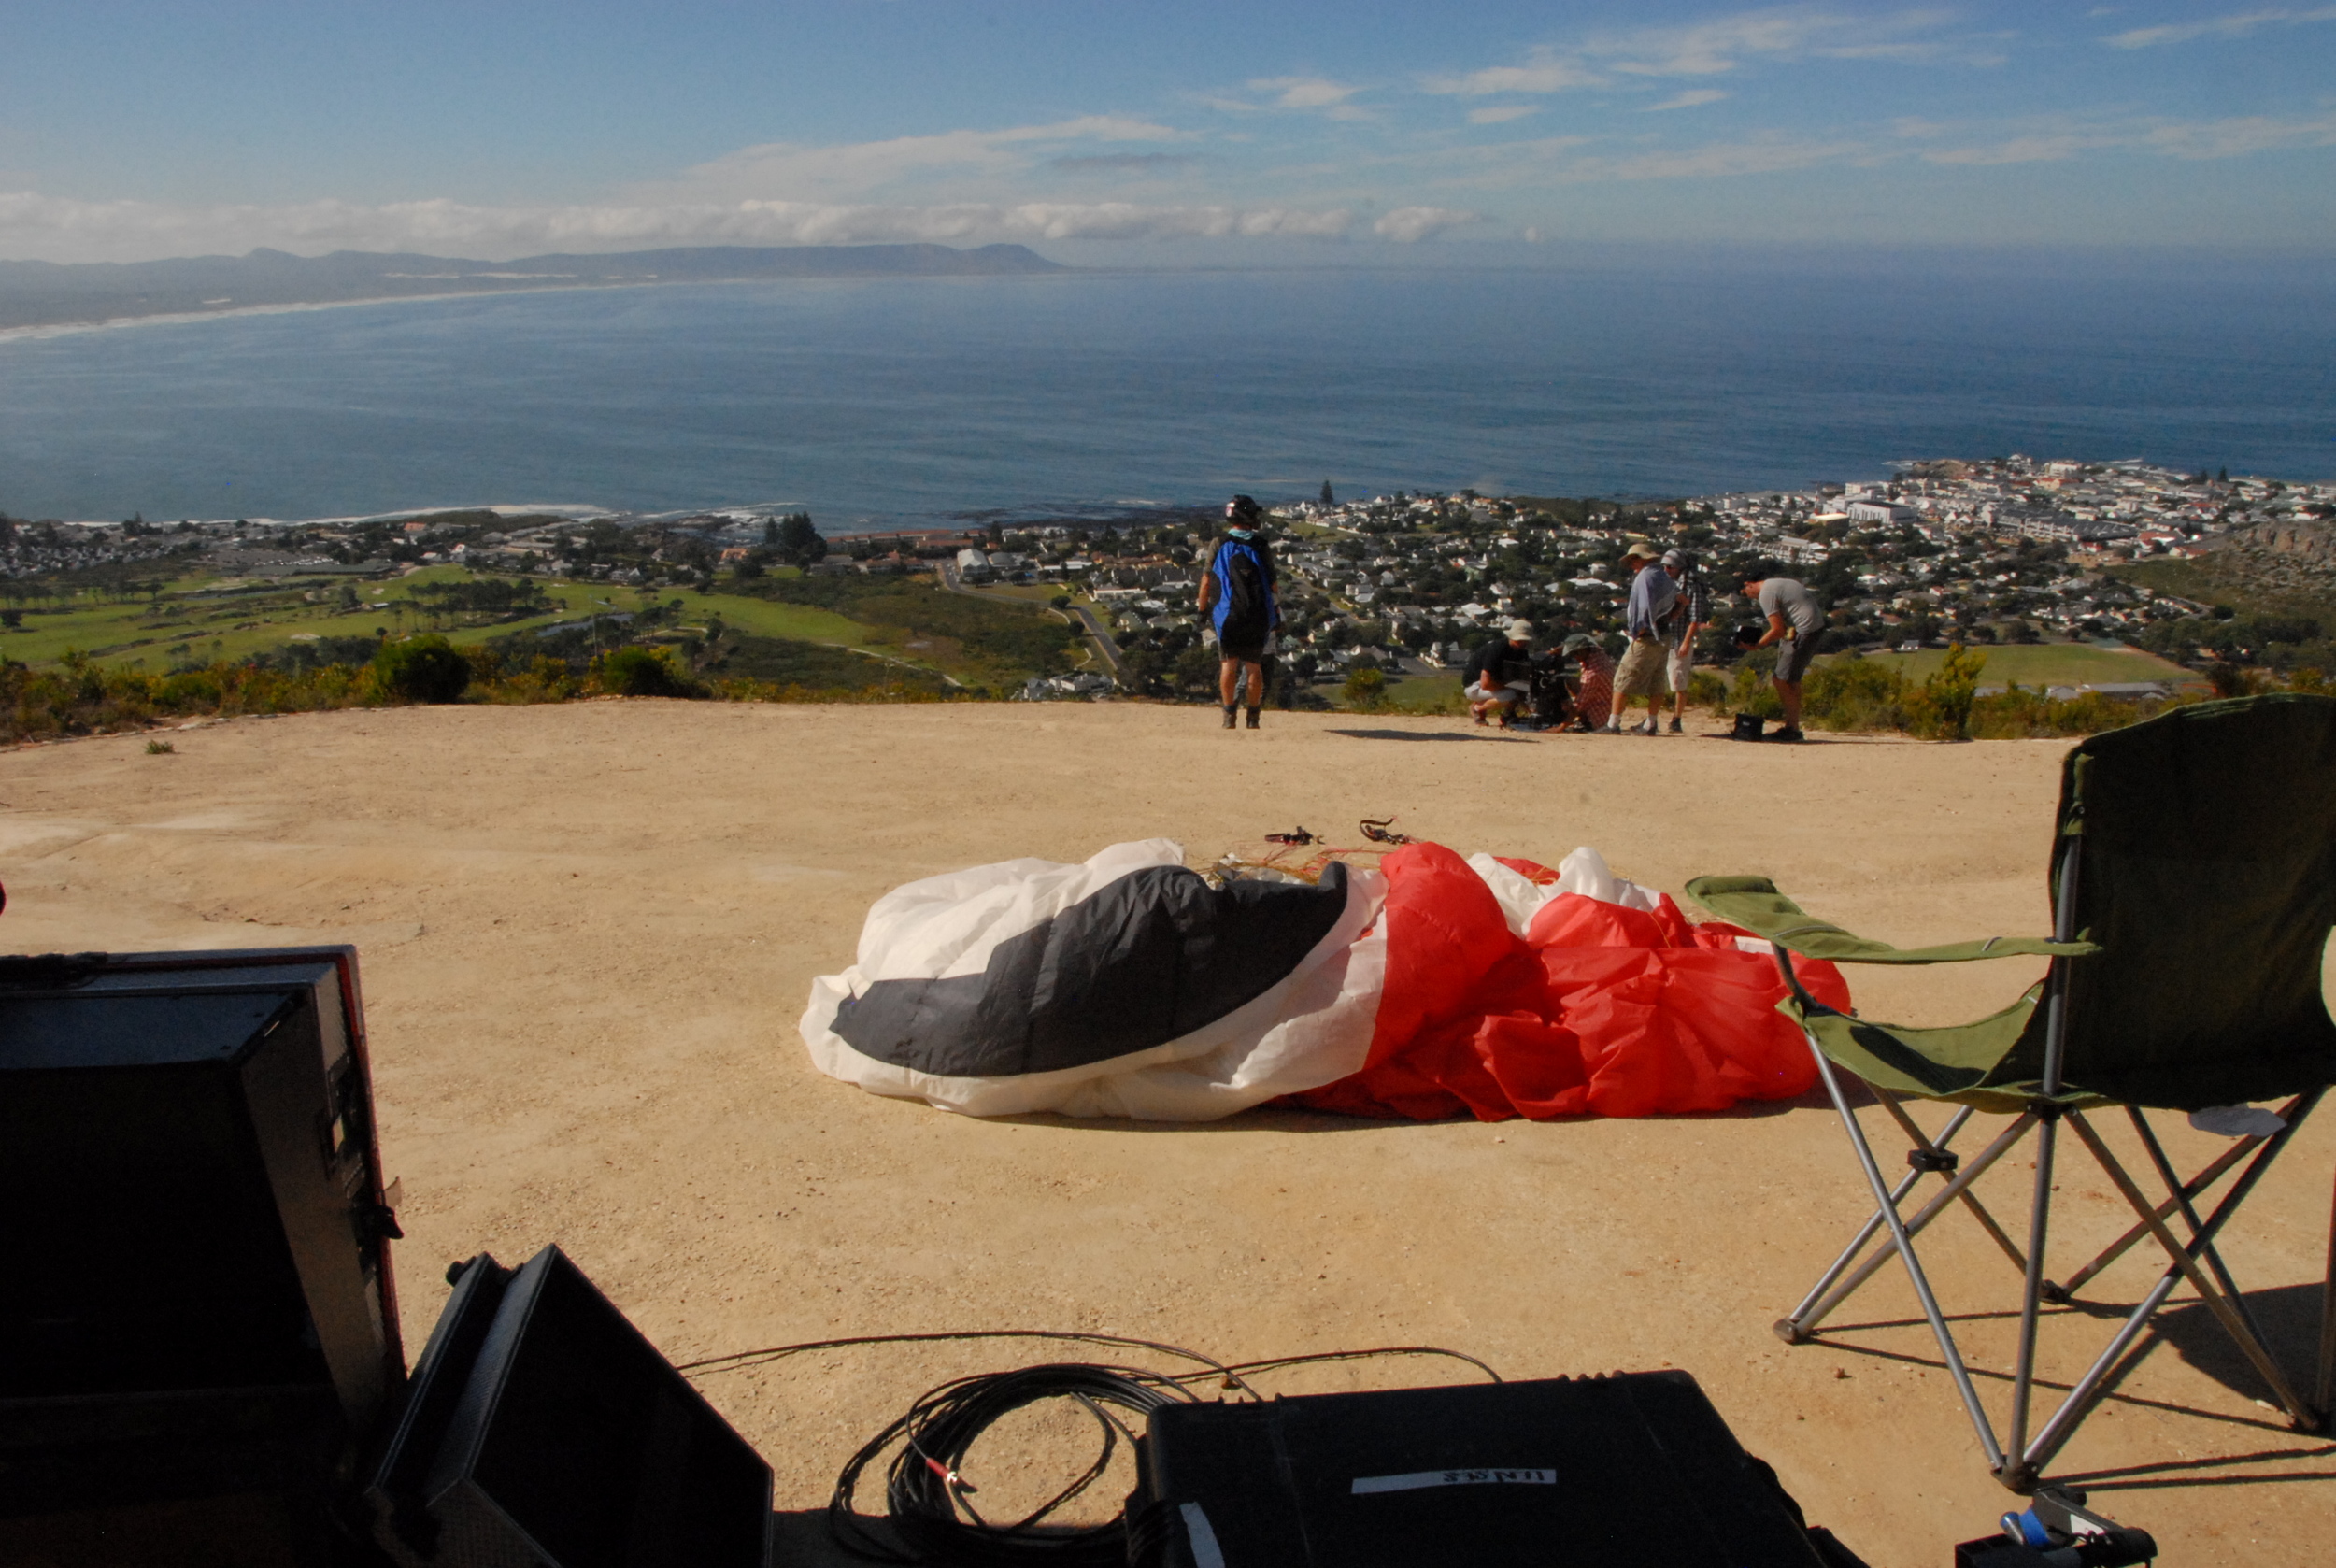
[1625,563,1678,639]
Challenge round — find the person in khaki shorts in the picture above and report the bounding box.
[1605,540,1678,734]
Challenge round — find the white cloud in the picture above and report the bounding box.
[1467,105,1542,124]
[1919,110,2336,164]
[1645,90,1731,111]
[1425,50,1606,97]
[0,190,1371,263]
[657,117,1193,203]
[1247,76,1362,110]
[2104,6,2336,49]
[1372,206,1481,242]
[1425,8,1986,98]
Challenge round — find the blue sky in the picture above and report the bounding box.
[2,3,2332,262]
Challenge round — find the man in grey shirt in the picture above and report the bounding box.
[1739,576,1825,743]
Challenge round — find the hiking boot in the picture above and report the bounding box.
[1221,705,1237,729]
[1245,707,1261,730]
[1667,717,1683,734]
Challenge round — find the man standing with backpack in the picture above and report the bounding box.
[1197,495,1281,729]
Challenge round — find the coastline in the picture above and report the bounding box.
[0,278,699,344]
[0,267,1086,344]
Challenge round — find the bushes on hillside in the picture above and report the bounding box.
[590,645,698,698]
[372,634,471,703]
[1714,644,2213,740]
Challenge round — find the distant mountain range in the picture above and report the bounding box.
[0,243,1064,330]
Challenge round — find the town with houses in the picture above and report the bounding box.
[5,455,2330,700]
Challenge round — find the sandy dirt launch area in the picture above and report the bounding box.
[3,701,2330,1565]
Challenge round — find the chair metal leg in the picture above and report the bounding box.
[2051,1133,2259,1299]
[2002,1111,2058,1482]
[2064,1111,2316,1430]
[1779,1155,1933,1342]
[2127,1107,2272,1353]
[1805,1035,2006,1472]
[1777,1098,1978,1337]
[2019,1107,2326,1475]
[1874,1093,2030,1275]
[1781,1110,2034,1342]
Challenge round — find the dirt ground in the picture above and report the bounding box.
[3,700,2330,1566]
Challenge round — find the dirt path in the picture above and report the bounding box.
[3,703,2328,1565]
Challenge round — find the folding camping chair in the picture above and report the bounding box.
[1688,693,2336,1491]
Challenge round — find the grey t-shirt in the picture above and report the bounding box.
[1758,578,1825,639]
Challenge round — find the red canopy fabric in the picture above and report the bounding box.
[1289,843,1852,1122]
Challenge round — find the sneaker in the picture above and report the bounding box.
[1601,722,1622,734]
[1221,706,1237,729]
[1771,725,1805,743]
[1473,708,1488,727]
[1667,717,1682,734]
[1245,708,1261,730]
[1634,720,1659,735]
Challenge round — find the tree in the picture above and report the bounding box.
[1320,480,1335,506]
[1342,666,1389,710]
[774,512,825,567]
[372,634,470,704]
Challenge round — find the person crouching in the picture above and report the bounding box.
[1463,620,1537,728]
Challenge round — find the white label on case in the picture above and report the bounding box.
[1180,1502,1227,1568]
[1351,1467,1557,1494]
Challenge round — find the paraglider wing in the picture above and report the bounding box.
[802,840,1386,1119]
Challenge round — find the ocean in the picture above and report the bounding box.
[1,255,2330,530]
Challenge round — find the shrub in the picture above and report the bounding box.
[1904,643,1987,740]
[1342,666,1389,711]
[591,645,698,698]
[1802,653,1910,733]
[372,634,471,704]
[1726,659,1783,720]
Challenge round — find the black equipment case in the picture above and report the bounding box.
[1137,1372,1842,1568]
[0,946,403,1562]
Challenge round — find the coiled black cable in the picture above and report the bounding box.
[828,1361,1185,1566]
[677,1329,1503,1567]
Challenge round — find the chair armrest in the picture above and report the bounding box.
[1684,875,2099,965]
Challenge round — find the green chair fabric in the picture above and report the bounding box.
[1688,693,2336,1112]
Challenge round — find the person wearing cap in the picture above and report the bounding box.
[1738,574,1826,743]
[1197,495,1280,729]
[1605,540,1679,734]
[1461,619,1537,728]
[1559,632,1615,731]
[1663,549,1711,734]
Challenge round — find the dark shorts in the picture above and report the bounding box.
[1218,626,1270,663]
[1773,630,1824,683]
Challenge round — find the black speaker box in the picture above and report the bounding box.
[0,946,404,1561]
[368,1245,772,1568]
[1139,1372,1839,1568]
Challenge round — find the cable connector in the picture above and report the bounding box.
[922,1454,976,1494]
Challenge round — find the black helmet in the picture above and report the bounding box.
[1227,494,1262,522]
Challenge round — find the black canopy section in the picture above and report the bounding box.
[833,863,1355,1078]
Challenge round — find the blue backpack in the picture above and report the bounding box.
[1212,536,1275,643]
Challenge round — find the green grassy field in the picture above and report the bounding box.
[1828,642,2199,689]
[0,570,895,672]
